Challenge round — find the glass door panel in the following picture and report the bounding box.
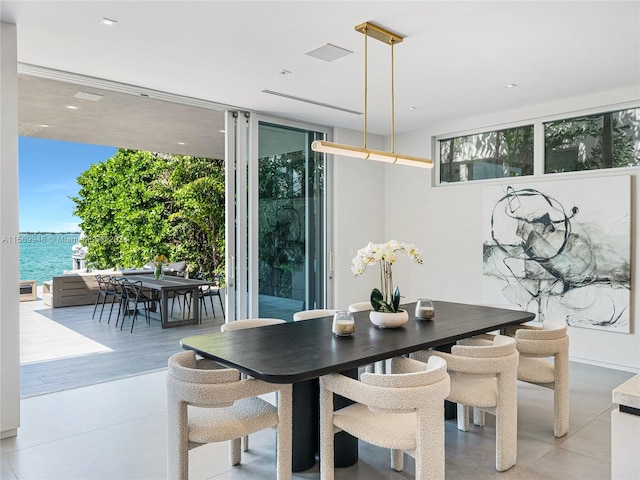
[256,122,326,321]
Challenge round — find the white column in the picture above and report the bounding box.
[0,21,21,439]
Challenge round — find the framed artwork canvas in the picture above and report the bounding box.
[483,175,631,333]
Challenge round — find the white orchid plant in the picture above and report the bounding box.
[351,240,423,313]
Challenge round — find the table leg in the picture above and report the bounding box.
[191,286,199,324]
[292,379,318,472]
[161,291,169,328]
[291,369,359,472]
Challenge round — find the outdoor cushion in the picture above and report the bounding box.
[164,261,187,273]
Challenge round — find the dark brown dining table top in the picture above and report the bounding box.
[180,301,536,384]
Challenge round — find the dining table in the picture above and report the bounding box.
[122,274,213,328]
[180,300,536,471]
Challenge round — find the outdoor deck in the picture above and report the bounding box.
[20,286,308,398]
[20,288,227,398]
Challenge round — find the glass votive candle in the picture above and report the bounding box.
[415,298,435,320]
[332,311,355,336]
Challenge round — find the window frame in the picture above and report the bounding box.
[434,101,640,187]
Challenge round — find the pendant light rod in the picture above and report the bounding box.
[311,21,434,169]
[364,25,368,149]
[391,39,395,153]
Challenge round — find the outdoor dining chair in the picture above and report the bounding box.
[92,274,116,322]
[118,279,156,333]
[199,287,223,319]
[107,277,127,326]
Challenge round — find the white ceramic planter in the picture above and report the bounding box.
[369,309,409,328]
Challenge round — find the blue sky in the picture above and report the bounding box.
[19,137,117,232]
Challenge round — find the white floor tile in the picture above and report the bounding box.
[0,363,632,480]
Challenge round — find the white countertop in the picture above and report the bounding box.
[613,374,640,410]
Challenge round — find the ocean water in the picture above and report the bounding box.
[18,233,82,285]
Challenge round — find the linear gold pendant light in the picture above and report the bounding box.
[311,22,433,169]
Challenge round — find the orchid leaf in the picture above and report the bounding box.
[371,288,395,313]
[370,288,385,311]
[392,286,401,312]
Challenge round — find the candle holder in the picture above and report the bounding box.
[332,311,355,336]
[415,298,435,320]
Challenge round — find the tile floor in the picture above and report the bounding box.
[1,362,634,480]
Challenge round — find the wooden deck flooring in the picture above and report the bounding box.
[20,291,226,398]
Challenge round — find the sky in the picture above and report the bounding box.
[19,137,117,232]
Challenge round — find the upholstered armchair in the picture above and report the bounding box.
[412,335,519,472]
[166,350,292,480]
[504,321,570,437]
[220,317,287,451]
[347,301,372,313]
[348,301,383,374]
[293,309,338,321]
[319,356,450,480]
[221,318,286,331]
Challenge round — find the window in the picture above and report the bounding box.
[439,125,534,183]
[544,108,640,173]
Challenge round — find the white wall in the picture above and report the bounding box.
[0,21,21,438]
[331,127,387,310]
[380,86,640,372]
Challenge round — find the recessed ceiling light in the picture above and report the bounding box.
[74,91,104,102]
[218,130,226,133]
[39,124,50,128]
[177,142,186,145]
[305,43,353,62]
[99,18,118,26]
[504,83,518,88]
[65,105,79,110]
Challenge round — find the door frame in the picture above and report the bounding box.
[225,113,333,321]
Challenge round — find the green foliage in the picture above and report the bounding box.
[544,108,640,173]
[439,125,534,182]
[258,151,307,298]
[370,286,401,313]
[72,149,225,277]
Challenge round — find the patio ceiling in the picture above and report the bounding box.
[18,74,227,159]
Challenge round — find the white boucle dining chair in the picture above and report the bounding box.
[220,318,286,331]
[503,321,570,437]
[347,301,372,313]
[166,350,292,480]
[220,317,287,451]
[411,335,519,472]
[292,309,338,321]
[319,356,450,480]
[348,301,384,374]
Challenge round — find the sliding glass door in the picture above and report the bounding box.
[225,114,331,322]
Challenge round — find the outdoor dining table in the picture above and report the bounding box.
[122,273,213,328]
[180,300,536,471]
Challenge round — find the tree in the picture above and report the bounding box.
[72,149,225,277]
[168,155,225,277]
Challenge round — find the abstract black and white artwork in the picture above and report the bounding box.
[483,176,631,333]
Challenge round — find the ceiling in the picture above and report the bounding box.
[2,1,639,159]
